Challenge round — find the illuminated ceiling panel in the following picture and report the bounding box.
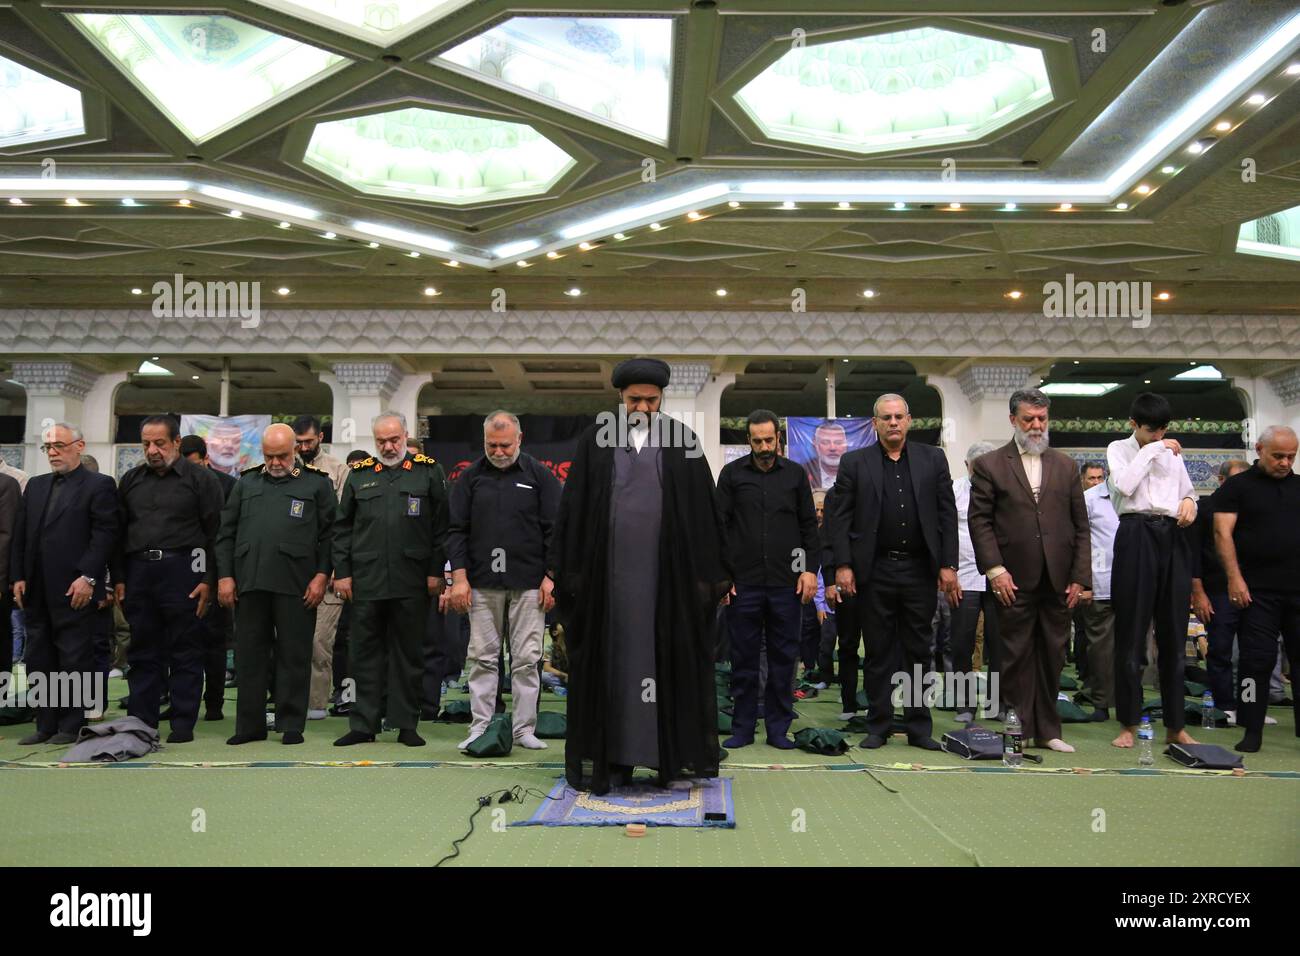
[67,12,348,143]
[735,26,1054,155]
[251,1,475,46]
[435,17,673,144]
[0,55,85,148]
[303,107,576,204]
[1237,205,1300,262]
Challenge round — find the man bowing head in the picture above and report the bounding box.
[548,357,732,794]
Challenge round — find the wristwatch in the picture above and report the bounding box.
[80,575,96,586]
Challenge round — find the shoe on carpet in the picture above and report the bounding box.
[333,730,375,746]
[397,729,426,747]
[158,708,175,721]
[282,731,304,745]
[166,729,194,743]
[860,734,888,749]
[328,704,352,717]
[1089,709,1109,722]
[515,733,548,750]
[838,711,858,721]
[1235,732,1262,753]
[908,737,942,752]
[204,709,223,722]
[18,731,52,745]
[766,735,797,750]
[227,733,267,745]
[49,732,78,745]
[307,709,327,720]
[722,734,753,749]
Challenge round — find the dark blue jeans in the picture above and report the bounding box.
[727,584,802,740]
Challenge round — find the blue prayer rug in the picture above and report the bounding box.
[513,777,735,828]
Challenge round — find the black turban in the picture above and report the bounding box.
[610,357,671,389]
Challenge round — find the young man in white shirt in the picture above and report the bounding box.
[1106,393,1199,749]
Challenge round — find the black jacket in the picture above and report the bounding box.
[11,466,119,620]
[829,441,957,580]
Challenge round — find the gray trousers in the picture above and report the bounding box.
[467,588,543,738]
[1080,600,1115,709]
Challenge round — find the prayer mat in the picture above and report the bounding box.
[513,777,735,828]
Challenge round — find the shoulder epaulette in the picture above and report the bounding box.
[350,457,375,470]
[413,453,438,466]
[303,463,329,476]
[241,464,262,476]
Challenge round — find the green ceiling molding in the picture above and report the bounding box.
[434,16,674,145]
[0,49,107,154]
[286,102,593,207]
[1236,205,1300,262]
[250,1,477,46]
[714,19,1078,161]
[67,11,350,144]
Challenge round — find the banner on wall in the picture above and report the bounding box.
[786,417,877,491]
[427,438,578,484]
[180,414,272,477]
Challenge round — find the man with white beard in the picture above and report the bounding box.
[968,388,1091,754]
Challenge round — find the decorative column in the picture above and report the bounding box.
[926,363,1036,476]
[10,360,123,476]
[663,362,736,480]
[322,361,430,459]
[1231,365,1300,456]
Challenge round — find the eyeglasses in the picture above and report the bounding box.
[40,441,79,453]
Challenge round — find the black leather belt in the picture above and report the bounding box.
[881,550,922,561]
[128,549,192,561]
[1119,513,1177,524]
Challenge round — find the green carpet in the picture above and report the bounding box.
[2,675,1296,866]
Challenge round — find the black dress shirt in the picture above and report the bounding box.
[446,453,562,590]
[117,455,225,582]
[877,442,922,554]
[717,453,821,587]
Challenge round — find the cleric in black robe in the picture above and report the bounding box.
[549,358,732,795]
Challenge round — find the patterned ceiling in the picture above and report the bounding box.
[0,0,1297,312]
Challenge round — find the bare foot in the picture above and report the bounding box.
[1039,738,1075,753]
[1168,729,1198,745]
[1112,727,1136,748]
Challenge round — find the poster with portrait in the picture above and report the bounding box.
[180,414,272,477]
[786,417,877,491]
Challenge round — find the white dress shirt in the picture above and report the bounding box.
[1083,482,1119,601]
[630,422,649,451]
[1106,433,1197,517]
[952,476,986,593]
[985,446,1044,582]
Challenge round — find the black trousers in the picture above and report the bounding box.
[202,604,231,711]
[727,584,801,739]
[799,601,821,672]
[860,555,937,740]
[0,591,12,680]
[421,603,470,718]
[349,594,429,734]
[124,555,208,733]
[24,584,98,736]
[233,591,315,737]
[332,602,351,700]
[836,594,861,713]
[948,588,1002,716]
[1111,515,1192,730]
[1235,590,1300,737]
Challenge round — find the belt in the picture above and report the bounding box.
[127,549,192,561]
[1119,513,1177,524]
[880,550,922,561]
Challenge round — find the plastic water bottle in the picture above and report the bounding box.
[1002,709,1023,768]
[1137,717,1155,767]
[1202,691,1215,729]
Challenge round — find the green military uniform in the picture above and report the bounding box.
[333,452,448,736]
[215,462,335,739]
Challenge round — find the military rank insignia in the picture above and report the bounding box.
[407,496,421,516]
[402,460,412,471]
[290,467,301,477]
[289,499,305,518]
[349,457,375,470]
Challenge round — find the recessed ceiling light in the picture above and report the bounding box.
[177,199,191,206]
[649,222,663,230]
[837,201,851,209]
[687,211,703,220]
[516,260,529,267]
[781,201,796,210]
[727,201,740,208]
[1003,202,1017,210]
[228,209,242,217]
[948,202,961,210]
[1187,142,1205,154]
[892,202,906,210]
[275,286,291,296]
[546,251,561,259]
[191,375,200,380]
[1040,382,1121,397]
[1174,364,1224,381]
[862,289,876,298]
[65,197,82,206]
[715,288,727,297]
[277,221,290,229]
[564,287,582,297]
[1156,291,1172,300]
[321,231,337,239]
[121,197,137,206]
[151,356,159,361]
[7,197,23,205]
[1073,360,1080,364]
[1246,93,1266,105]
[1058,202,1073,210]
[1136,184,1151,194]
[1116,202,1129,210]
[578,242,593,251]
[1287,64,1300,75]
[613,233,627,240]
[368,241,379,248]
[423,287,439,296]
[1144,379,1152,384]
[1160,165,1176,174]
[130,287,143,295]
[445,260,459,267]
[1005,290,1023,299]
[1214,120,1232,132]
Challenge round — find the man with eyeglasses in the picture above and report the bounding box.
[331,411,449,747]
[10,423,119,744]
[291,415,349,721]
[114,415,225,743]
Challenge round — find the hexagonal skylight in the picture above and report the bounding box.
[251,2,476,46]
[67,12,348,143]
[0,56,85,149]
[734,26,1054,155]
[303,108,577,204]
[435,17,673,144]
[1237,205,1300,262]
